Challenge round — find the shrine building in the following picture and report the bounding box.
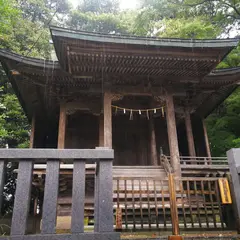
[0,26,240,236]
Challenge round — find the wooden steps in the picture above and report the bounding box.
[57,166,168,217]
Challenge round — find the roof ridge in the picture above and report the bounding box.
[50,25,239,43]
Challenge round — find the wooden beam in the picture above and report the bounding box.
[165,94,181,177]
[29,115,35,148]
[64,84,189,97]
[202,118,211,158]
[103,93,112,148]
[99,114,104,147]
[58,102,67,149]
[71,62,212,74]
[184,109,196,157]
[149,116,158,166]
[68,44,224,59]
[67,46,72,74]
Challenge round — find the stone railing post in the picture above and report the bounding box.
[227,148,240,232]
[94,147,114,232]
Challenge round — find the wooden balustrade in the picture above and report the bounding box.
[179,156,229,176]
[179,156,228,165]
[0,148,120,240]
[164,156,228,166]
[113,175,234,233]
[162,156,229,176]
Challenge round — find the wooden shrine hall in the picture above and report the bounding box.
[1,27,239,171]
[0,26,240,237]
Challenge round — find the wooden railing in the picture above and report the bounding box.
[160,155,173,174]
[113,174,235,232]
[0,148,120,240]
[179,156,228,165]
[163,156,229,176]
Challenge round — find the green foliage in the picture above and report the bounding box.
[0,0,20,49]
[206,88,240,156]
[218,45,240,69]
[67,11,131,34]
[133,0,177,35]
[18,0,70,24]
[0,90,29,148]
[156,17,221,38]
[169,0,240,36]
[77,0,120,13]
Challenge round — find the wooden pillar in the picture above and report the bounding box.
[202,118,211,158]
[99,114,104,147]
[139,130,146,166]
[103,92,112,148]
[165,94,181,177]
[149,116,158,166]
[184,109,196,157]
[58,102,67,149]
[29,115,35,148]
[168,173,180,236]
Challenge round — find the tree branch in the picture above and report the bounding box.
[169,0,212,7]
[221,1,240,17]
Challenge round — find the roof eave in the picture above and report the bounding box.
[50,26,239,48]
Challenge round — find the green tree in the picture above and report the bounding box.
[66,10,133,34]
[77,0,120,13]
[218,45,240,68]
[133,0,176,35]
[206,88,240,156]
[0,0,20,50]
[0,0,72,214]
[18,0,70,24]
[156,16,221,38]
[0,86,29,148]
[170,0,240,36]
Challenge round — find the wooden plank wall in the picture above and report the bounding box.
[64,112,169,166]
[65,112,99,149]
[192,115,208,157]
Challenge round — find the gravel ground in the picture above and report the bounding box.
[122,233,240,240]
[123,238,240,240]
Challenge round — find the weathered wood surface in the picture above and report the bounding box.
[168,173,179,235]
[99,114,104,147]
[58,102,67,149]
[181,165,229,170]
[165,93,180,177]
[149,116,158,166]
[29,115,35,148]
[112,175,228,232]
[103,92,112,148]
[202,118,212,158]
[184,109,196,157]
